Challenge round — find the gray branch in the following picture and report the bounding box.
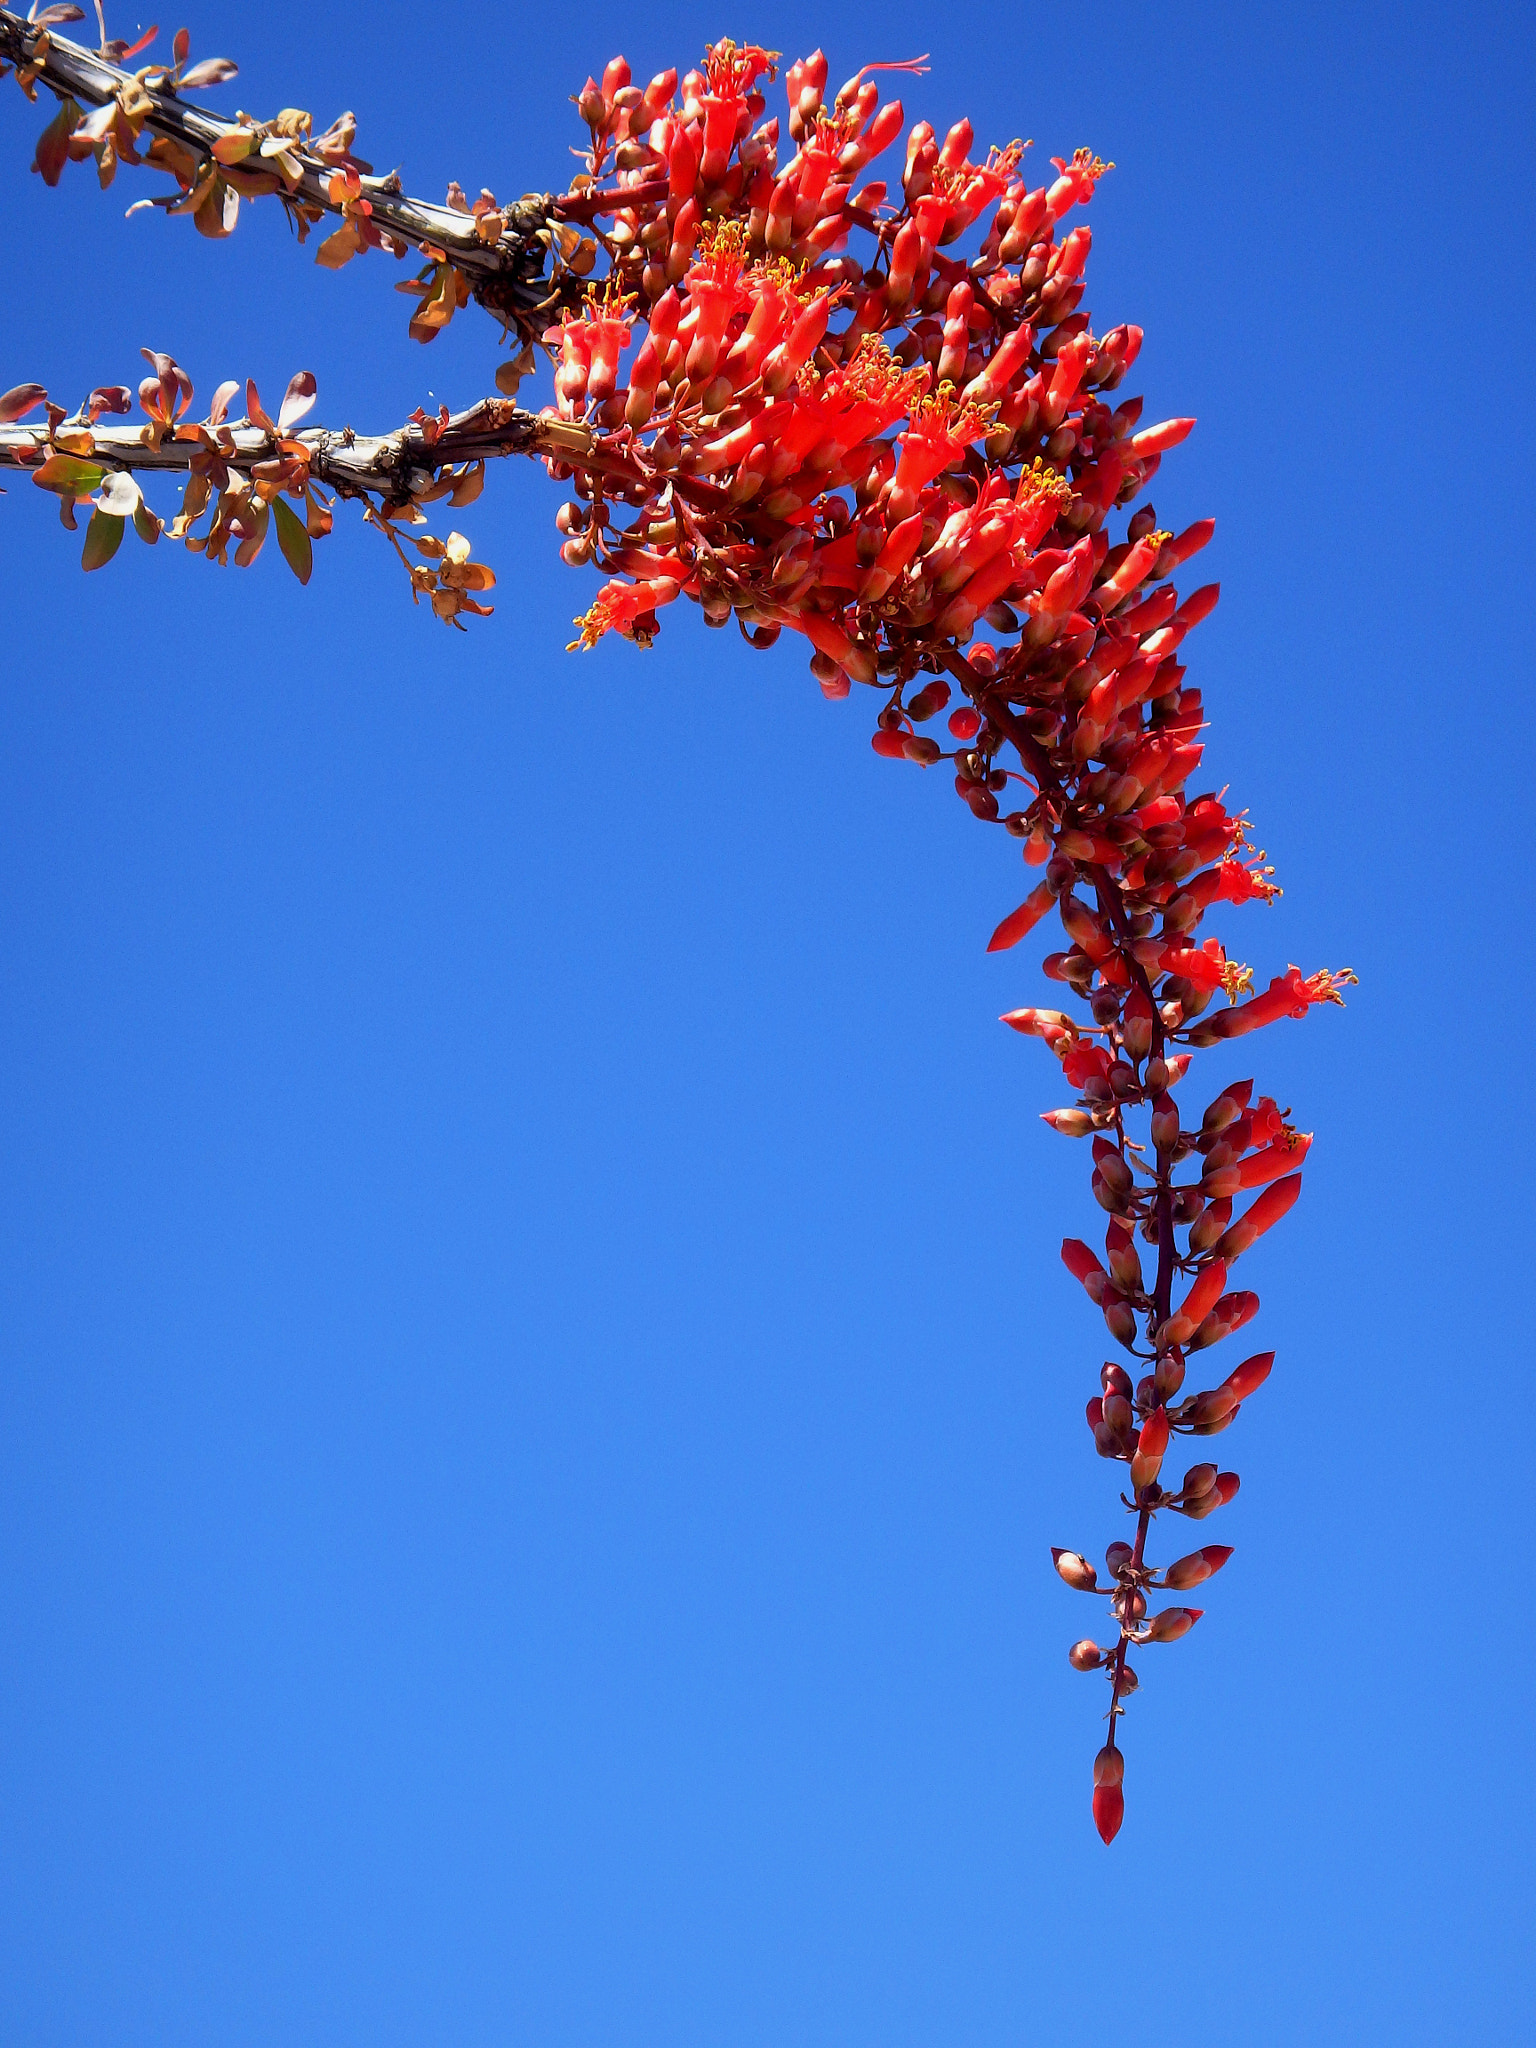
[0,7,570,331]
[0,397,605,497]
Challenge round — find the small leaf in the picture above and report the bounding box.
[272,496,312,584]
[277,371,317,431]
[32,6,88,24]
[211,130,257,165]
[133,503,163,545]
[448,460,484,507]
[179,57,238,88]
[33,95,80,188]
[0,382,47,423]
[119,25,159,59]
[193,175,239,238]
[233,499,270,568]
[245,379,274,432]
[32,452,105,496]
[172,26,190,66]
[314,224,360,269]
[81,509,125,570]
[206,379,240,427]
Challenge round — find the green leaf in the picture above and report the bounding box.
[81,509,125,571]
[272,495,313,585]
[31,452,105,497]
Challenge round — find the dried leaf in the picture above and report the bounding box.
[272,495,313,584]
[206,379,240,427]
[179,57,238,88]
[193,175,239,238]
[314,223,360,269]
[277,371,317,431]
[81,508,125,570]
[245,379,274,432]
[32,6,88,24]
[233,498,270,568]
[133,503,162,545]
[448,460,485,507]
[171,26,190,66]
[0,382,47,423]
[95,471,143,518]
[211,130,257,165]
[33,95,81,188]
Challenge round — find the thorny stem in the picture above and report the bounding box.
[0,7,569,335]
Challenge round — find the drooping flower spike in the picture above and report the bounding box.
[0,16,1351,1837]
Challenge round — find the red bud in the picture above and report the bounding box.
[1163,1544,1232,1590]
[1142,1605,1202,1642]
[987,880,1055,951]
[1092,1782,1124,1843]
[1069,1639,1103,1670]
[1052,1547,1098,1591]
[1130,1405,1169,1492]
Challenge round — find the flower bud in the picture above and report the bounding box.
[1101,1392,1132,1437]
[1103,1297,1138,1348]
[1153,1347,1186,1400]
[1189,1289,1259,1351]
[1105,1540,1134,1574]
[1093,1782,1125,1844]
[1052,1547,1099,1592]
[1150,1091,1180,1152]
[1041,1108,1095,1136]
[1178,1462,1218,1502]
[1188,1197,1231,1255]
[1142,1605,1202,1642]
[1201,1079,1254,1134]
[1101,1362,1133,1399]
[1069,1639,1104,1670]
[1130,1405,1169,1493]
[1223,1350,1274,1401]
[1093,1742,1124,1787]
[1163,1544,1232,1590]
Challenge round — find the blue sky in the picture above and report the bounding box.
[1,2,1532,2041]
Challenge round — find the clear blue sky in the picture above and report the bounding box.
[2,2,1532,2041]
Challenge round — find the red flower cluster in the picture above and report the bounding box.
[0,15,1352,1838]
[551,42,1352,1840]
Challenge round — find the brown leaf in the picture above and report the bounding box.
[0,382,47,423]
[314,223,360,269]
[33,95,81,187]
[277,371,317,431]
[179,58,238,88]
[211,130,257,166]
[193,176,240,239]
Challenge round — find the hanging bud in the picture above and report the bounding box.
[1053,1548,1099,1591]
[1105,1540,1134,1574]
[1069,1639,1104,1670]
[1129,1406,1169,1493]
[1142,1606,1202,1643]
[1061,1238,1108,1302]
[1150,1090,1180,1151]
[1163,1545,1232,1590]
[1189,1290,1259,1351]
[1202,1079,1254,1134]
[1042,1108,1095,1137]
[1213,1173,1302,1260]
